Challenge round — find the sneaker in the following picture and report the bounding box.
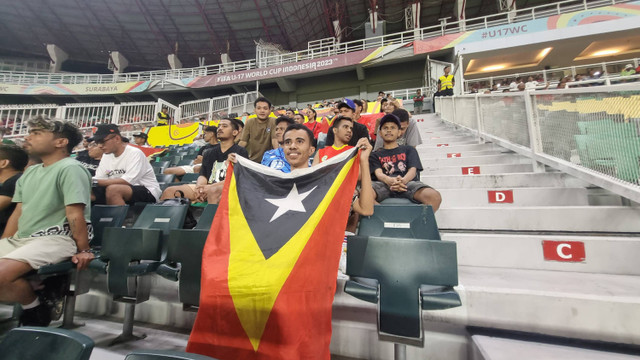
[19,303,52,327]
[38,275,69,321]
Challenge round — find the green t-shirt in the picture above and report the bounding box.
[13,157,92,239]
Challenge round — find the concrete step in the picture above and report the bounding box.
[438,187,589,207]
[423,163,533,176]
[420,149,509,160]
[435,206,640,232]
[471,335,640,360]
[422,138,479,146]
[416,143,500,153]
[333,267,640,346]
[421,172,588,189]
[422,154,532,167]
[442,232,640,275]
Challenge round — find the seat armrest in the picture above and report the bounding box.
[420,285,461,310]
[344,279,378,304]
[156,263,180,281]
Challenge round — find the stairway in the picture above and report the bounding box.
[414,113,640,358]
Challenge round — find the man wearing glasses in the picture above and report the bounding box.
[92,124,160,205]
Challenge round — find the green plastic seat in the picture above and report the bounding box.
[194,204,218,230]
[125,349,218,360]
[90,205,129,249]
[575,134,640,183]
[0,326,94,360]
[156,174,176,187]
[358,204,440,240]
[345,236,460,348]
[177,159,193,166]
[181,173,201,183]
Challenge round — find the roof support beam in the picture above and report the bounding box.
[252,0,274,43]
[213,0,246,59]
[192,0,224,57]
[134,0,175,54]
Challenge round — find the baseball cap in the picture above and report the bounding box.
[625,64,633,69]
[132,132,148,140]
[337,99,356,111]
[379,114,401,130]
[92,124,120,142]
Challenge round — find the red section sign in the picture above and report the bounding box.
[447,153,461,158]
[191,48,376,88]
[542,241,585,262]
[488,190,513,203]
[437,144,449,147]
[462,166,480,175]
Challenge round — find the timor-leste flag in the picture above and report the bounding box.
[187,147,361,359]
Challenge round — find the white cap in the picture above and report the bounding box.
[625,64,634,69]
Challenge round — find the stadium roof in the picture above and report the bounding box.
[0,0,560,72]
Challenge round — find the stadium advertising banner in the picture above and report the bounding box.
[0,81,154,96]
[188,48,382,88]
[414,1,640,54]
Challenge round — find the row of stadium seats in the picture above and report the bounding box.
[537,95,640,119]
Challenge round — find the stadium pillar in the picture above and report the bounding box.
[454,0,466,31]
[109,51,129,74]
[276,77,297,92]
[46,44,68,73]
[356,65,366,81]
[168,54,182,70]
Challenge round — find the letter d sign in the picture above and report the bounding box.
[488,190,513,203]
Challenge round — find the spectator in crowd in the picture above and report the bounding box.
[92,124,161,205]
[374,108,422,151]
[282,124,316,171]
[325,99,370,147]
[239,97,278,162]
[232,119,244,143]
[313,115,354,164]
[161,119,247,204]
[369,114,441,211]
[262,117,294,172]
[0,145,28,234]
[164,126,218,178]
[491,83,500,92]
[293,113,306,125]
[621,64,636,77]
[132,132,149,147]
[380,98,389,114]
[75,140,102,176]
[436,66,455,98]
[378,91,385,98]
[156,106,171,126]
[286,108,296,119]
[413,89,425,114]
[303,108,322,140]
[517,83,526,91]
[525,76,538,90]
[0,116,92,327]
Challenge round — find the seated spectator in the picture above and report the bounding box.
[281,124,316,171]
[161,119,247,204]
[132,132,149,147]
[325,99,370,147]
[369,114,441,211]
[373,109,422,151]
[0,145,29,234]
[238,97,277,163]
[621,64,636,77]
[380,98,389,114]
[232,119,244,143]
[293,113,306,125]
[0,116,93,326]
[262,117,294,172]
[75,140,102,176]
[313,115,355,164]
[92,124,161,205]
[303,108,322,140]
[285,108,296,119]
[164,126,218,178]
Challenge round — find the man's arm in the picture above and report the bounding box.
[238,140,248,148]
[401,167,417,184]
[353,141,375,216]
[0,196,12,211]
[65,203,94,270]
[2,202,21,238]
[95,178,130,187]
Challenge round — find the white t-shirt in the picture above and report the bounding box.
[94,145,161,200]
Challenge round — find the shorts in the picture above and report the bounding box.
[371,181,432,203]
[0,235,77,269]
[179,165,196,173]
[93,185,157,205]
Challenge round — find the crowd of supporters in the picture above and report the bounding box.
[0,93,441,327]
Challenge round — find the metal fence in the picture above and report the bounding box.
[0,104,59,137]
[435,83,640,203]
[0,0,627,86]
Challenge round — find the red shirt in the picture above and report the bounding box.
[357,113,383,141]
[303,121,322,139]
[317,144,353,163]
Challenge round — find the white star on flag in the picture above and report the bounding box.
[265,183,317,222]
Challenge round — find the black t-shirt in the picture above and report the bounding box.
[197,143,215,157]
[325,121,369,147]
[0,172,21,232]
[369,145,422,181]
[199,143,248,184]
[75,156,101,176]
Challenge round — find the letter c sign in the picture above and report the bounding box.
[542,240,585,262]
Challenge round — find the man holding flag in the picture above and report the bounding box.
[187,123,366,359]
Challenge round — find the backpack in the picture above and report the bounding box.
[158,190,197,229]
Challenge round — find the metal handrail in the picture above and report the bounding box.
[0,0,630,86]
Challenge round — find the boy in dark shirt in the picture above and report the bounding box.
[369,114,442,211]
[0,145,29,234]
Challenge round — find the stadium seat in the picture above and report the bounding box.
[125,349,218,360]
[181,173,200,183]
[176,159,193,166]
[90,205,130,249]
[357,203,441,240]
[152,161,170,174]
[90,204,188,345]
[344,236,460,358]
[0,326,94,360]
[156,174,176,187]
[194,204,218,230]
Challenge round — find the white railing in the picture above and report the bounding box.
[0,0,629,86]
[177,91,259,123]
[466,57,640,92]
[0,104,60,137]
[435,83,640,203]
